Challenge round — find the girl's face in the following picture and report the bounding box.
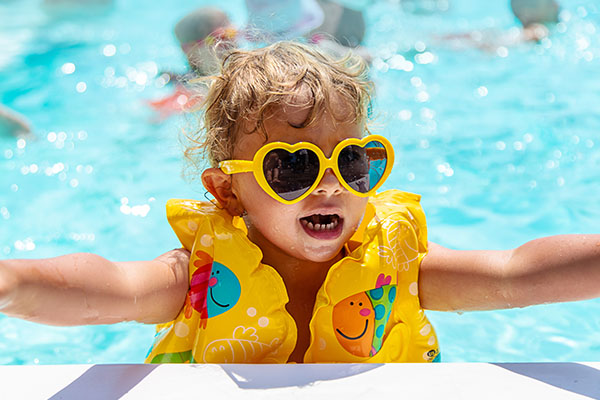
[231,102,369,264]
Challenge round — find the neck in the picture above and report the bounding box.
[245,221,345,363]
[246,224,343,294]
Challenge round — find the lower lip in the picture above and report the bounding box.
[301,220,344,240]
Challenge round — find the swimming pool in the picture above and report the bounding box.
[1,0,598,364]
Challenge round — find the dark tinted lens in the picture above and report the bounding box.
[263,148,320,201]
[338,141,388,193]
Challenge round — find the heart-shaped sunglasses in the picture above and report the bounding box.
[219,135,394,204]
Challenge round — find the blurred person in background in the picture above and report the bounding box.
[436,0,560,52]
[245,0,369,60]
[0,105,31,137]
[149,0,371,119]
[511,0,559,42]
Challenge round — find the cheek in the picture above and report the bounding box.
[234,173,270,207]
[233,174,298,231]
[348,197,370,228]
[246,200,303,255]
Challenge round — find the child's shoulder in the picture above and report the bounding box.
[166,198,222,219]
[165,199,236,250]
[368,190,428,242]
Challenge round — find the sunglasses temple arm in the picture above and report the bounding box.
[219,160,254,175]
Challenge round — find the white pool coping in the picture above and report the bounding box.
[1,362,599,399]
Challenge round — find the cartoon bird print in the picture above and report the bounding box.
[184,250,241,328]
[332,274,397,357]
[332,292,376,357]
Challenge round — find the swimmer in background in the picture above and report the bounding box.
[0,104,31,137]
[1,42,599,364]
[244,0,371,61]
[147,7,236,120]
[149,0,371,120]
[511,0,560,41]
[437,0,560,52]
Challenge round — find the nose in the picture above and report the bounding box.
[314,168,344,196]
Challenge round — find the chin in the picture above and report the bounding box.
[299,244,345,263]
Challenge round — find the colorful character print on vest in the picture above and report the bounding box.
[146,200,297,363]
[304,190,439,363]
[183,251,241,328]
[332,273,397,357]
[146,190,440,363]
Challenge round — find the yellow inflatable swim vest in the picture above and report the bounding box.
[145,190,440,363]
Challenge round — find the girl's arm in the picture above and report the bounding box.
[0,249,189,325]
[419,235,600,311]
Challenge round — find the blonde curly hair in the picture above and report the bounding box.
[183,41,373,177]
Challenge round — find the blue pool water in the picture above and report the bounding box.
[1,0,599,364]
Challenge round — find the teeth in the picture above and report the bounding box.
[301,217,340,231]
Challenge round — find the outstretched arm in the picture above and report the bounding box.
[419,235,600,311]
[0,249,189,325]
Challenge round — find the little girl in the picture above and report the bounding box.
[1,41,599,364]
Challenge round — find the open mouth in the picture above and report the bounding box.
[300,214,340,231]
[300,214,343,238]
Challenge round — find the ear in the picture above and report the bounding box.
[201,168,244,216]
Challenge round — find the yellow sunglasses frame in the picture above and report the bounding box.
[218,135,395,205]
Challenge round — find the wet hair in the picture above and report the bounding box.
[183,41,373,176]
